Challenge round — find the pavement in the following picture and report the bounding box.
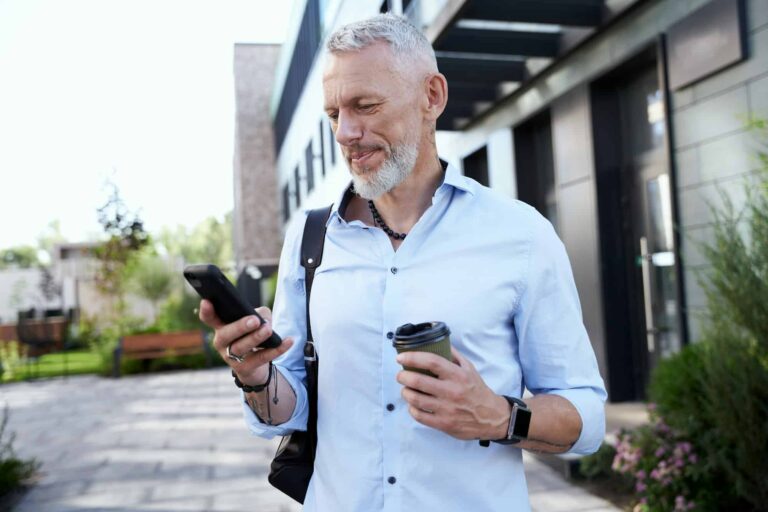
[1,368,621,512]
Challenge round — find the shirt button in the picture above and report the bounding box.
[390,267,398,274]
[386,403,395,411]
[388,476,396,484]
[386,331,394,340]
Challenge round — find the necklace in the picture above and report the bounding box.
[349,184,408,240]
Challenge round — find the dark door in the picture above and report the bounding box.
[592,49,684,400]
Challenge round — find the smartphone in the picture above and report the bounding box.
[183,263,282,349]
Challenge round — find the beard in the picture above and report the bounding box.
[345,134,419,200]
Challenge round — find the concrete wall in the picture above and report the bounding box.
[550,85,608,378]
[233,44,282,271]
[673,0,768,341]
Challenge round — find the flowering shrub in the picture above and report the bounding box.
[611,408,720,512]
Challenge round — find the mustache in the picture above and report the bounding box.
[343,144,385,157]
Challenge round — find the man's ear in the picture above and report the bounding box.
[423,73,448,122]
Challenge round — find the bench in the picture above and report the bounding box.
[112,330,212,377]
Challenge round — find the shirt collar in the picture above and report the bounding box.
[327,158,475,227]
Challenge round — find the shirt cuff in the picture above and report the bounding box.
[241,365,309,440]
[547,387,606,455]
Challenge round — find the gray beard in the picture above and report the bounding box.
[348,137,419,200]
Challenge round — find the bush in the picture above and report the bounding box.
[611,411,723,512]
[0,406,38,497]
[0,342,28,382]
[647,123,768,511]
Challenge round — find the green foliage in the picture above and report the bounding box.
[125,249,174,321]
[0,406,39,497]
[647,123,768,511]
[648,344,710,447]
[154,291,205,333]
[157,212,232,270]
[0,246,39,269]
[0,342,27,381]
[578,442,622,482]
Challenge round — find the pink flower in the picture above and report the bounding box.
[635,481,647,493]
[655,446,666,457]
[635,470,646,480]
[688,454,698,464]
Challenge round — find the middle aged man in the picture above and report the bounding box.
[200,13,607,512]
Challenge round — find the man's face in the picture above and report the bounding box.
[323,43,424,199]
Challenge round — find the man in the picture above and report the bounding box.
[200,13,606,511]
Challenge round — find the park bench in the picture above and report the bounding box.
[112,330,212,377]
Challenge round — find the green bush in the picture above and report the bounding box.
[0,406,38,497]
[0,342,27,382]
[647,123,768,511]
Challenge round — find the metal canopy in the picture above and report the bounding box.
[433,0,606,130]
[462,0,604,27]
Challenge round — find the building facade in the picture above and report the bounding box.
[232,43,283,304]
[269,0,768,401]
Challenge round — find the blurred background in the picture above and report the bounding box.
[1,0,767,511]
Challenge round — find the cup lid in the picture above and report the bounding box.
[393,321,450,348]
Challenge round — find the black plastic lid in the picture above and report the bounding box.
[393,321,450,349]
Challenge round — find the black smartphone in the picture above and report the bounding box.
[183,263,282,349]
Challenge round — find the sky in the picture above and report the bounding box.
[0,0,295,250]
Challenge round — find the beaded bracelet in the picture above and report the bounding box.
[232,362,272,393]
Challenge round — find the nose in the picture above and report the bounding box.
[335,111,363,147]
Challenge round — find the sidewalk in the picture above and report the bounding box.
[2,369,620,511]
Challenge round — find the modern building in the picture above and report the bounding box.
[232,43,283,305]
[268,0,767,401]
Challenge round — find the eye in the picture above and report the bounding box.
[326,111,339,122]
[358,103,377,113]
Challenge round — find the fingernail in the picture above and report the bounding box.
[396,354,404,363]
[246,317,259,328]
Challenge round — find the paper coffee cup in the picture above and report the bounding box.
[393,321,452,377]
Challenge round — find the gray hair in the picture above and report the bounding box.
[326,13,437,72]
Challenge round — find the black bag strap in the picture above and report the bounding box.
[301,205,333,346]
[299,205,333,454]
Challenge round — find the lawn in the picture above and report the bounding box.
[0,350,102,383]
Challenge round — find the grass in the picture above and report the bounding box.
[0,350,102,383]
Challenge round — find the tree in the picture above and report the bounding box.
[127,250,174,323]
[0,246,39,269]
[93,182,150,324]
[158,211,233,270]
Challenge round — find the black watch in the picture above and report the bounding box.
[479,395,531,447]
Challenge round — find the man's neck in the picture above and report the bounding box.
[340,149,445,253]
[364,153,444,235]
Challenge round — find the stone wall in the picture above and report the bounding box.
[233,44,282,271]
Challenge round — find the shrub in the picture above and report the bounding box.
[611,412,721,512]
[648,123,768,510]
[0,342,28,382]
[0,406,38,497]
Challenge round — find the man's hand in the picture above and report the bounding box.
[396,346,509,441]
[198,299,294,386]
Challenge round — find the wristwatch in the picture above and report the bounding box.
[479,395,532,446]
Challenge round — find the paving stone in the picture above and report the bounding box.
[2,368,622,511]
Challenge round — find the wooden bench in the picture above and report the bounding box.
[112,330,212,377]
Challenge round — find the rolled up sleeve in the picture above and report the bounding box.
[240,211,311,439]
[514,212,607,455]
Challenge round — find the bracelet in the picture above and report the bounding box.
[232,362,272,393]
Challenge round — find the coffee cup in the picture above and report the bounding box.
[393,321,452,377]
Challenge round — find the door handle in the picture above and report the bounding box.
[639,236,656,353]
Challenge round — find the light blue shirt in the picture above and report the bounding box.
[243,162,607,511]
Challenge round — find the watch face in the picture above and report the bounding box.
[512,408,531,439]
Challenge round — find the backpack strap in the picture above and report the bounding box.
[300,205,333,347]
[299,205,332,456]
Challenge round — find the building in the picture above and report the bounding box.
[268,0,767,401]
[232,43,282,305]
